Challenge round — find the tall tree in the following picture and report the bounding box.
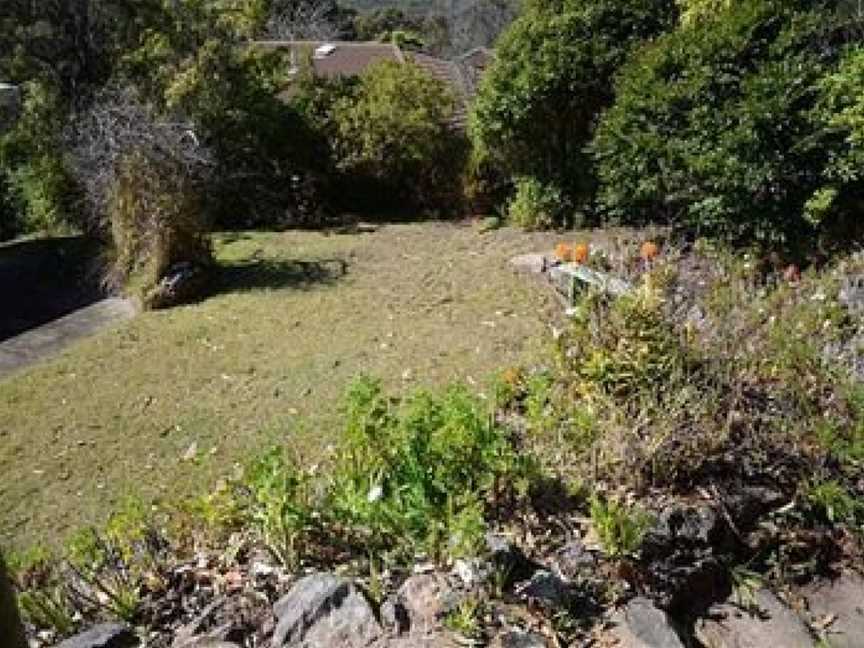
[469,0,677,207]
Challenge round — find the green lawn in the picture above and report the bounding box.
[0,222,563,549]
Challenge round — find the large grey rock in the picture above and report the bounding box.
[800,571,864,648]
[610,598,685,648]
[695,589,815,648]
[549,263,631,302]
[839,274,864,313]
[395,573,458,634]
[55,623,138,648]
[514,570,570,607]
[640,505,732,613]
[173,641,240,648]
[272,573,381,647]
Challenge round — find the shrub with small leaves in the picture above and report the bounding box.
[507,177,571,230]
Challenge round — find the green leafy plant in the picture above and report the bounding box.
[10,548,76,637]
[807,480,862,525]
[240,448,316,568]
[443,596,483,639]
[329,376,530,561]
[328,60,466,211]
[469,0,677,206]
[592,1,861,248]
[506,176,572,230]
[589,494,652,558]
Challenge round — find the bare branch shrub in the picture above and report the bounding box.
[265,0,340,41]
[66,87,215,302]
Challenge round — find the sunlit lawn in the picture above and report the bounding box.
[0,221,563,549]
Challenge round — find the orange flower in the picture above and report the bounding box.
[640,241,660,262]
[554,243,572,262]
[572,242,590,264]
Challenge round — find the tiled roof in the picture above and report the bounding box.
[254,41,404,78]
[255,40,494,131]
[408,52,470,129]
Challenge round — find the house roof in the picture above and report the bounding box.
[254,40,404,78]
[255,40,494,130]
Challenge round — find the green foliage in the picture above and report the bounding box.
[592,1,862,248]
[10,547,76,637]
[677,0,734,25]
[11,499,160,636]
[469,0,678,206]
[506,177,572,230]
[444,596,483,638]
[0,81,78,236]
[329,376,528,561]
[810,44,864,235]
[327,60,466,210]
[240,448,316,568]
[121,7,326,228]
[589,494,652,558]
[806,480,862,525]
[565,284,685,399]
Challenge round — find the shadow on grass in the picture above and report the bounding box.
[215,257,349,294]
[0,236,105,341]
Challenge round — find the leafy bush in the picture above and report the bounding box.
[506,177,572,230]
[11,499,162,636]
[0,81,78,236]
[328,376,531,561]
[592,1,862,249]
[676,0,733,25]
[589,494,653,558]
[469,0,677,209]
[236,448,316,568]
[326,60,467,212]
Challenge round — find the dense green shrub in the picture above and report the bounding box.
[469,0,677,211]
[326,61,467,212]
[592,1,861,249]
[212,377,537,565]
[809,44,864,238]
[328,376,532,560]
[506,176,572,230]
[0,81,79,236]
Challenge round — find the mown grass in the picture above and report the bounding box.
[0,222,564,549]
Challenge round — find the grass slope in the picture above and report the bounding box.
[0,222,562,549]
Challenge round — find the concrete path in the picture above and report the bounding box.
[0,298,136,380]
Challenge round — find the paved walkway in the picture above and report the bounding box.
[0,298,136,380]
